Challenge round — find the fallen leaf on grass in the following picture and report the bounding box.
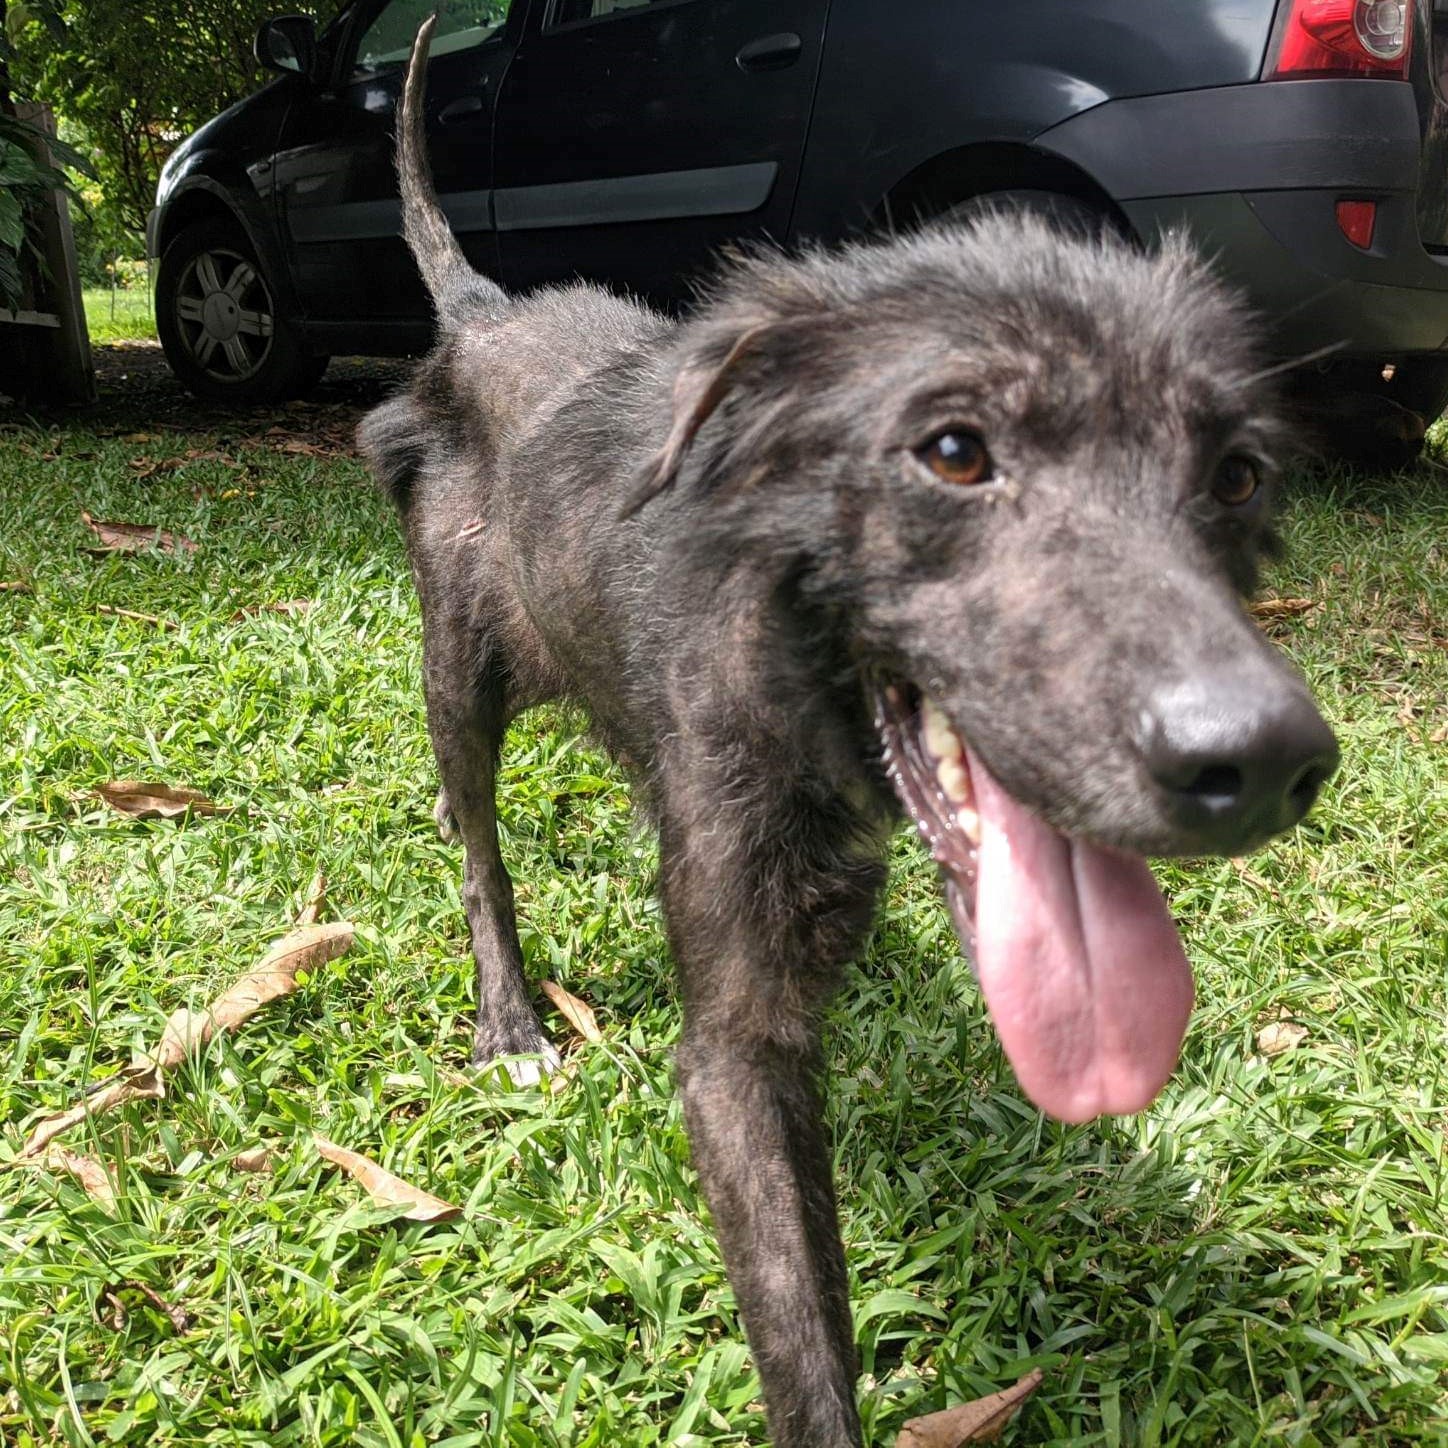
[1256,1020,1309,1056]
[81,511,197,556]
[540,980,603,1044]
[314,1136,462,1223]
[97,1280,192,1333]
[230,598,314,621]
[232,1147,274,1175]
[295,869,327,926]
[20,922,352,1156]
[1249,597,1316,620]
[898,1370,1044,1446]
[95,781,233,820]
[94,604,179,631]
[43,1147,118,1210]
[0,580,32,594]
[22,1065,166,1158]
[153,921,354,1069]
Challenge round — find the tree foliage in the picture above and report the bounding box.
[6,1,322,243]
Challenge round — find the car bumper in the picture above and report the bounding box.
[1038,79,1448,358]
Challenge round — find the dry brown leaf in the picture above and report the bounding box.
[22,922,352,1155]
[314,1136,463,1223]
[0,580,32,593]
[898,1370,1044,1447]
[43,1147,118,1210]
[540,979,603,1044]
[1256,1020,1309,1056]
[152,921,354,1068]
[1249,597,1316,620]
[232,1147,274,1175]
[81,510,198,556]
[230,598,314,621]
[95,781,232,820]
[295,869,327,926]
[21,1064,165,1158]
[97,1280,192,1333]
[94,605,179,631]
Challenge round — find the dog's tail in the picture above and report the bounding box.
[398,16,509,320]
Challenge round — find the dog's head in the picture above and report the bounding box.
[642,214,1339,1122]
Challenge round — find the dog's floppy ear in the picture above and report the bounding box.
[622,322,776,517]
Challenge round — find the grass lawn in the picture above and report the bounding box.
[82,287,156,345]
[1,417,1446,1447]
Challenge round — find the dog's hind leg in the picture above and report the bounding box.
[424,639,558,1084]
[661,790,884,1448]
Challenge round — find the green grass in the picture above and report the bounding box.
[1,419,1446,1447]
[82,286,156,344]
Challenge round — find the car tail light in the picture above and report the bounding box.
[1268,0,1413,78]
[1335,198,1378,246]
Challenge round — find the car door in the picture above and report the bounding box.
[492,0,830,306]
[271,0,524,348]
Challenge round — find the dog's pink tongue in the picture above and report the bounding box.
[969,754,1194,1123]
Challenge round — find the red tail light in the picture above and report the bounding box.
[1268,0,1413,78]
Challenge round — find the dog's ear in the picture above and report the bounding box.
[622,322,776,517]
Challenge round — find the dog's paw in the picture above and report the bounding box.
[473,1032,563,1089]
[434,789,459,844]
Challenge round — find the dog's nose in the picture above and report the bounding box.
[1141,676,1339,853]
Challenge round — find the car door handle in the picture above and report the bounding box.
[736,33,802,73]
[438,93,486,124]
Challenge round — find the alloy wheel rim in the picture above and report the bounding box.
[173,246,275,383]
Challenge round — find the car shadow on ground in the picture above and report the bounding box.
[0,340,410,447]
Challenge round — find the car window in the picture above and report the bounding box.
[549,0,676,27]
[353,0,510,75]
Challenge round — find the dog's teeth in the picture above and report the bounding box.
[957,804,981,843]
[938,754,971,805]
[920,694,960,763]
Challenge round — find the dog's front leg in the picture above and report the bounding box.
[661,810,883,1448]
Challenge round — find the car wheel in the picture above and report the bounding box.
[156,218,327,405]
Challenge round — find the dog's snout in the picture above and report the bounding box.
[1142,675,1339,853]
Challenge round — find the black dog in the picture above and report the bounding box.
[360,21,1339,1445]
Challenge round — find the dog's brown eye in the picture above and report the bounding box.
[918,431,993,486]
[1213,455,1261,507]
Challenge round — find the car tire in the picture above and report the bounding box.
[156,218,327,405]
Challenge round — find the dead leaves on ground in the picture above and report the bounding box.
[20,919,352,1160]
[93,604,178,630]
[94,781,233,821]
[81,510,197,557]
[314,1137,463,1224]
[897,1370,1044,1446]
[97,1280,192,1334]
[541,979,603,1044]
[1255,1019,1310,1057]
[44,1147,119,1210]
[230,597,314,621]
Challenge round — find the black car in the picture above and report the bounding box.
[148,0,1448,464]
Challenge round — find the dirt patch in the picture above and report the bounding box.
[1,341,409,451]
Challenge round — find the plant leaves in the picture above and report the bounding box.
[898,1370,1044,1446]
[20,922,351,1156]
[153,921,354,1068]
[42,1147,118,1210]
[230,598,313,620]
[294,869,327,926]
[97,1280,191,1333]
[81,510,197,556]
[1249,596,1316,619]
[1256,1020,1309,1057]
[95,781,231,819]
[94,604,178,630]
[314,1136,463,1223]
[540,979,603,1044]
[21,1063,165,1158]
